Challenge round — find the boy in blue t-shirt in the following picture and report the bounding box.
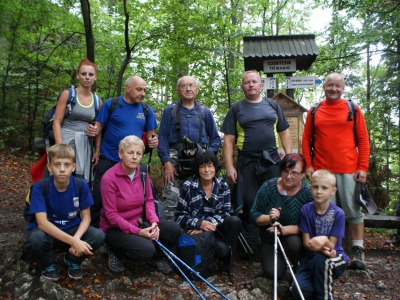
[292,170,349,300]
[24,144,105,280]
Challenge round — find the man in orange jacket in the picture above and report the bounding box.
[302,72,370,270]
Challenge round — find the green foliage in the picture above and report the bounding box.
[1,0,399,209]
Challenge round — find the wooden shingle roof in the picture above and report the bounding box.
[243,35,319,72]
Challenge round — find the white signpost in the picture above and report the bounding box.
[285,76,322,89]
[261,77,277,90]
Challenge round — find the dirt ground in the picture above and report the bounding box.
[1,149,400,300]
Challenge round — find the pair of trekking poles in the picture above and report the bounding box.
[156,221,304,299]
[155,240,230,300]
[272,209,305,300]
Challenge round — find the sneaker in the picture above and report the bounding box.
[41,264,59,281]
[64,255,82,279]
[350,246,366,270]
[147,259,172,274]
[108,248,125,272]
[385,233,400,246]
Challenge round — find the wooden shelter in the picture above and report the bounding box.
[272,92,308,155]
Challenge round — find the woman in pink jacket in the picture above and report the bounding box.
[100,135,181,274]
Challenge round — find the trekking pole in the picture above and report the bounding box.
[272,207,282,300]
[216,229,234,283]
[273,223,278,300]
[154,240,230,300]
[276,237,305,300]
[159,243,206,300]
[238,233,253,254]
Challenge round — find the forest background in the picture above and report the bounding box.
[0,0,399,214]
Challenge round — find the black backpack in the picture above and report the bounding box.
[139,164,164,219]
[310,99,357,160]
[24,177,84,223]
[34,87,101,150]
[105,97,151,154]
[176,231,216,280]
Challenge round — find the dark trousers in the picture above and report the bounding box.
[261,234,305,279]
[214,216,242,259]
[292,253,347,300]
[236,158,280,251]
[105,219,181,262]
[91,155,117,227]
[24,226,105,270]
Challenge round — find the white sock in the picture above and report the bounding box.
[352,240,363,248]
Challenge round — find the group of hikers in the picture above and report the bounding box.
[23,58,370,300]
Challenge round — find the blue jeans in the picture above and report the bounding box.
[24,225,105,270]
[292,253,347,300]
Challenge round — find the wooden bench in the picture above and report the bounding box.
[344,215,400,253]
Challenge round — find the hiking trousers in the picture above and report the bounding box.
[24,225,105,270]
[292,253,347,300]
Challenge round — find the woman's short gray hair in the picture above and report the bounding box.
[118,135,145,153]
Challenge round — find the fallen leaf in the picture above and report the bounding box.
[91,293,102,299]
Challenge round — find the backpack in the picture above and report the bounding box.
[105,97,151,154]
[139,164,164,219]
[310,99,357,160]
[231,97,280,142]
[23,177,84,223]
[176,231,216,280]
[35,87,101,149]
[169,102,207,174]
[170,101,206,144]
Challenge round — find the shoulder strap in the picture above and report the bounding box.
[170,102,179,120]
[109,96,121,117]
[73,177,84,195]
[231,100,243,142]
[266,98,280,114]
[66,87,77,116]
[171,102,182,143]
[141,102,149,128]
[102,96,121,135]
[37,178,51,200]
[92,93,101,115]
[346,99,358,146]
[196,104,204,143]
[56,87,76,119]
[141,102,149,120]
[311,101,322,141]
[139,164,148,202]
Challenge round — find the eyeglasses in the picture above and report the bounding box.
[282,170,301,178]
[179,83,196,89]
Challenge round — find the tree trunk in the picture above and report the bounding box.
[80,0,96,90]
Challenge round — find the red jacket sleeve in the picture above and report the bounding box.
[355,106,370,171]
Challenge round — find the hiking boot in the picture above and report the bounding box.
[147,259,172,274]
[64,255,82,279]
[108,248,125,272]
[350,246,366,270]
[385,233,400,246]
[41,264,59,281]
